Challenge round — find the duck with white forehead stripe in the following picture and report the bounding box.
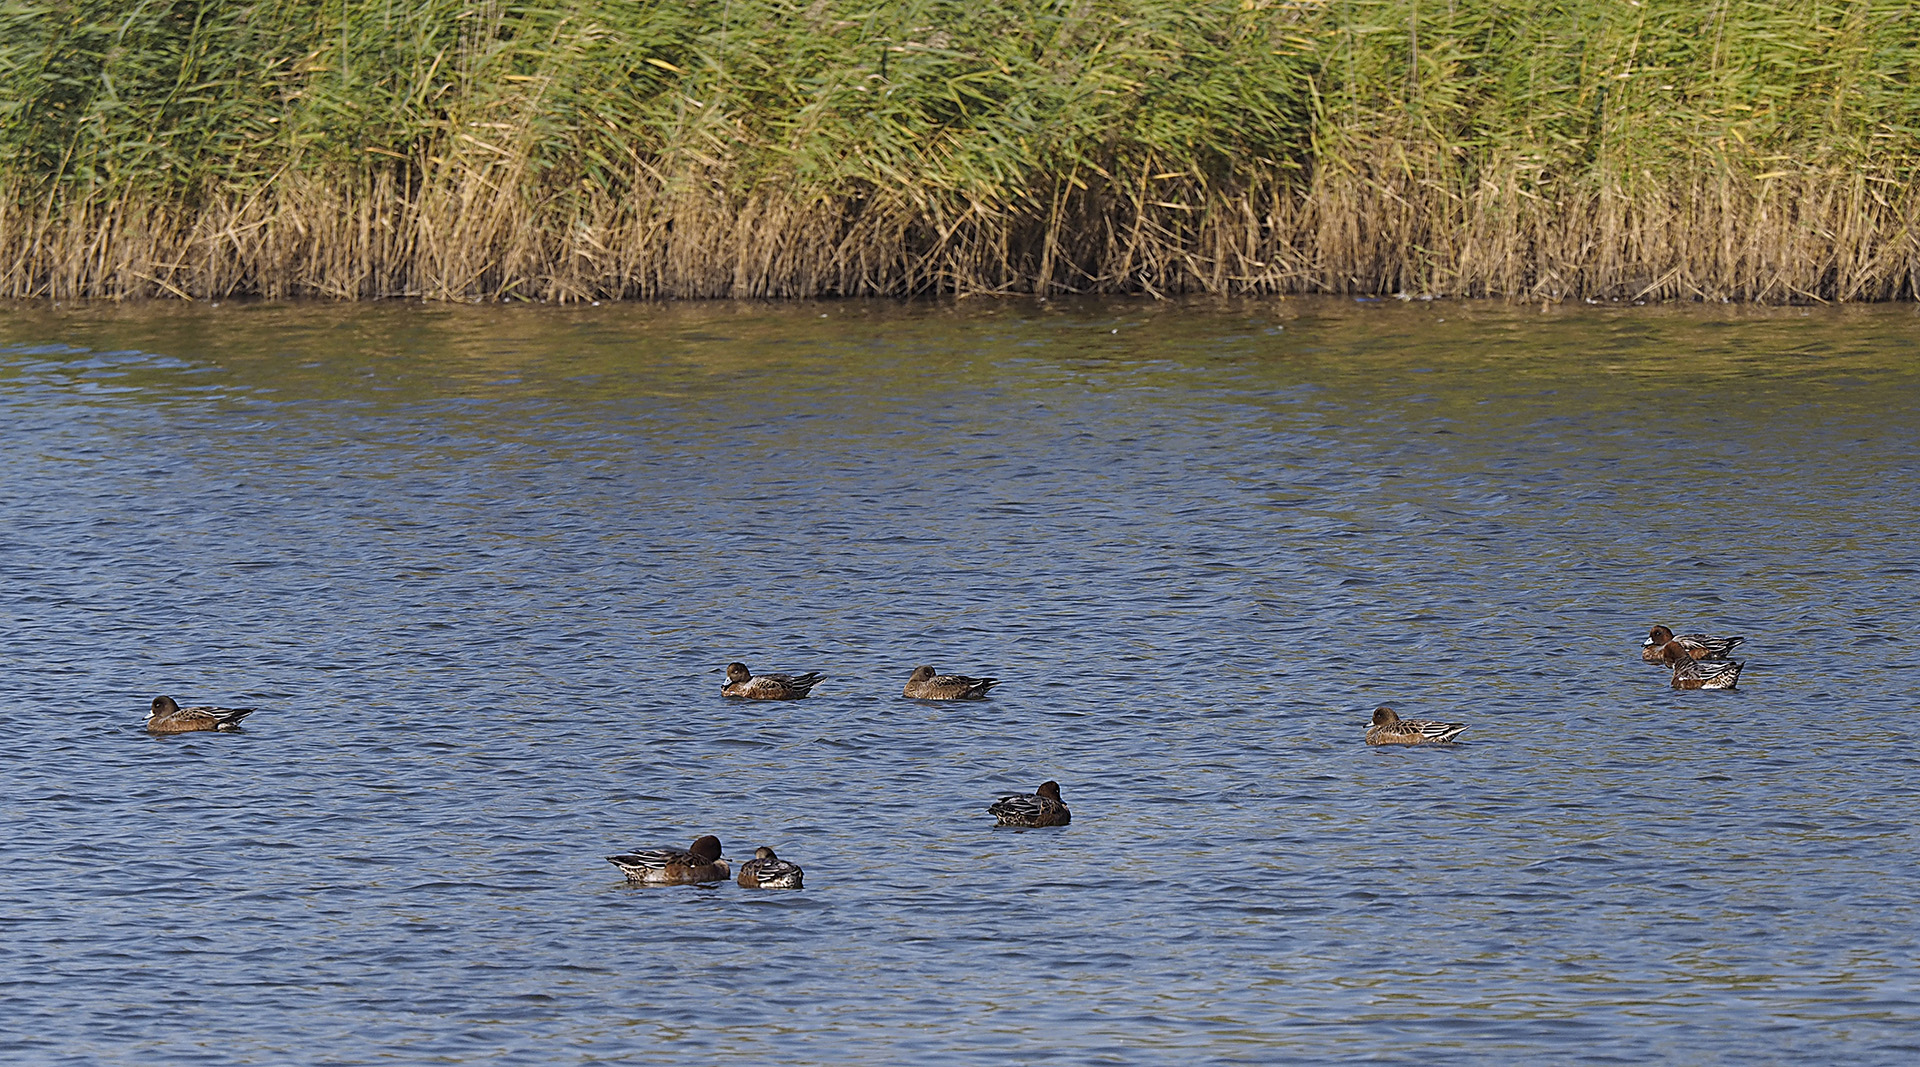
[721,662,824,699]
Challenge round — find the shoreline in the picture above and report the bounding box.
[8,292,1915,321]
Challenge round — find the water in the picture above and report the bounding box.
[1,297,1917,1065]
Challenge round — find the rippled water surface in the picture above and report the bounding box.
[2,297,1917,1065]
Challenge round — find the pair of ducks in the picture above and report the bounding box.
[723,663,997,701]
[612,781,1072,888]
[606,838,805,888]
[1642,624,1745,689]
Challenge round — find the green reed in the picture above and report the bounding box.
[2,0,1916,300]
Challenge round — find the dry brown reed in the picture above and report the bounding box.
[9,158,1912,303]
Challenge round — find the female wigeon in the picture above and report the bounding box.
[722,662,824,699]
[1642,624,1744,663]
[1659,641,1744,689]
[1364,706,1467,745]
[988,781,1071,827]
[606,835,730,884]
[736,846,805,889]
[903,665,998,700]
[146,696,255,734]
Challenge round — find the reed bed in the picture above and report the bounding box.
[2,0,1916,302]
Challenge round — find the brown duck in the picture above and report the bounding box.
[1641,624,1744,663]
[736,846,805,889]
[903,665,998,700]
[606,835,730,884]
[1364,707,1467,745]
[722,662,824,700]
[988,781,1071,827]
[146,696,255,734]
[1659,640,1744,689]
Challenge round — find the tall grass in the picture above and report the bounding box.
[2,0,1916,301]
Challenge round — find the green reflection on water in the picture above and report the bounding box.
[2,298,1916,413]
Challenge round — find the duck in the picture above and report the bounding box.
[736,846,805,889]
[606,835,730,884]
[988,780,1071,827]
[1659,641,1744,689]
[903,665,998,700]
[1364,706,1467,745]
[146,696,255,734]
[1642,624,1744,663]
[721,662,824,700]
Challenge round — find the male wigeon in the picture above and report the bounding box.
[607,835,730,884]
[736,846,805,889]
[1659,641,1744,689]
[903,665,998,700]
[988,780,1071,827]
[1364,706,1467,745]
[146,696,255,734]
[721,662,823,699]
[1642,624,1744,663]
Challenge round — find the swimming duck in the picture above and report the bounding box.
[736,846,805,889]
[722,662,824,700]
[1659,641,1744,689]
[1642,624,1744,663]
[1364,706,1467,745]
[606,835,730,884]
[146,696,255,734]
[988,780,1071,827]
[903,665,998,700]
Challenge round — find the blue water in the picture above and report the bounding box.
[2,298,1917,1064]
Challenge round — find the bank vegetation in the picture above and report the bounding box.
[3,0,1916,302]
